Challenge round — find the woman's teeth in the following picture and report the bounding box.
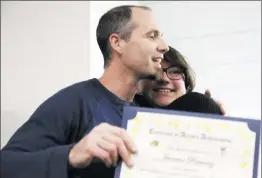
[157,89,172,92]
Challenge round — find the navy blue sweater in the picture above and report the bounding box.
[1,78,138,178]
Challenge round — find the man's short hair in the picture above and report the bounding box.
[96,5,151,68]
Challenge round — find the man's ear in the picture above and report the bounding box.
[108,33,124,55]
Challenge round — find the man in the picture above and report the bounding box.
[1,5,169,178]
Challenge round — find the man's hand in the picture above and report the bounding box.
[68,123,137,169]
[205,89,226,115]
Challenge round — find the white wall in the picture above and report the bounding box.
[140,1,261,119]
[1,0,140,148]
[1,1,90,147]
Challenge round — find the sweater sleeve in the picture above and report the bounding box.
[1,87,86,178]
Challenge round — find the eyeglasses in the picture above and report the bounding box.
[162,66,184,80]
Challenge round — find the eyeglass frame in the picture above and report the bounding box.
[161,66,185,80]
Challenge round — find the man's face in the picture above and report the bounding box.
[121,8,169,80]
[140,60,187,107]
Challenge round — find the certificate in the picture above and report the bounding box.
[114,106,261,178]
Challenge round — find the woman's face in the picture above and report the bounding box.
[140,60,187,107]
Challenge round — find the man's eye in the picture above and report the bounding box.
[149,35,156,39]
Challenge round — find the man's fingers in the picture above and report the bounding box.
[96,123,136,167]
[103,132,134,167]
[203,90,227,115]
[101,136,119,166]
[205,89,211,98]
[118,129,137,153]
[214,99,226,115]
[96,141,113,167]
[104,124,137,153]
[117,139,133,167]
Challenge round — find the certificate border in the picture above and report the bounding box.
[114,106,261,178]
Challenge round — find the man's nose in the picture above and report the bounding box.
[157,38,169,54]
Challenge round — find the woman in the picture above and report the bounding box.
[136,46,226,115]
